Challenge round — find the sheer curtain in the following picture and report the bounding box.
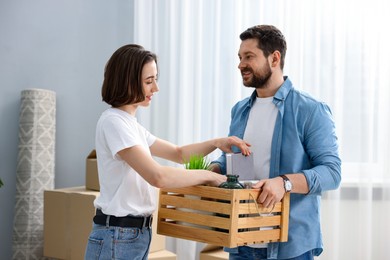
[133,0,390,259]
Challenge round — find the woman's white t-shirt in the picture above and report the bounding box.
[93,107,157,217]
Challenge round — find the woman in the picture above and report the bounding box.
[84,44,251,260]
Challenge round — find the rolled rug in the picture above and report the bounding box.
[13,89,56,259]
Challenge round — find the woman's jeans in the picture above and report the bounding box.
[227,247,314,260]
[84,223,152,260]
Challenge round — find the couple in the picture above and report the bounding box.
[85,25,341,260]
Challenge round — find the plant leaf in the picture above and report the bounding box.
[184,154,211,170]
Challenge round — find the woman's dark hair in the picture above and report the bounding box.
[102,44,158,107]
[240,25,287,70]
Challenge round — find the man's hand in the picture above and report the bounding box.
[252,177,285,208]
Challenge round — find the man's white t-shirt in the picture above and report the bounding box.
[244,96,278,180]
[243,96,278,248]
[94,107,157,217]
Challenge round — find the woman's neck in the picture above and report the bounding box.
[116,104,137,116]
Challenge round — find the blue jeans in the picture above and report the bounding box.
[84,223,152,260]
[227,247,314,260]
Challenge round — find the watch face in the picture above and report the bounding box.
[285,181,292,191]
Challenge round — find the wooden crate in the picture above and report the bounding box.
[157,185,290,248]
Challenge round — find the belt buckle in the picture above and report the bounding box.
[141,215,153,229]
[148,216,153,228]
[142,216,153,228]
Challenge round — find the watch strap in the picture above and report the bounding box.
[279,174,292,192]
[280,174,289,182]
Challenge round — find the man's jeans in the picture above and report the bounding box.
[85,223,152,260]
[228,247,314,260]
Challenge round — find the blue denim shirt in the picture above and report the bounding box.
[212,77,341,259]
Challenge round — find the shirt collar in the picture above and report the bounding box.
[248,76,292,107]
[274,76,292,102]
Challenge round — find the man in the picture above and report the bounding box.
[210,25,341,260]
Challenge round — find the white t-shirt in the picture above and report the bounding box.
[243,96,278,181]
[243,96,278,248]
[93,107,157,217]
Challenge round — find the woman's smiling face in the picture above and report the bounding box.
[139,60,159,107]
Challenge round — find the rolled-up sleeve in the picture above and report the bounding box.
[303,102,341,195]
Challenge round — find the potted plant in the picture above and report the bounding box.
[0,178,3,188]
[184,154,211,171]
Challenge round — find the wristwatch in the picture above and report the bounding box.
[279,175,292,192]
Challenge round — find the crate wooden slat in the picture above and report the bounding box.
[157,185,290,247]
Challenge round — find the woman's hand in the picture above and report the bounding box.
[204,171,227,187]
[214,136,251,156]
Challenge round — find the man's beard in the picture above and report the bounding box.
[242,64,272,89]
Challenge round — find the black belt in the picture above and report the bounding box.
[93,209,153,228]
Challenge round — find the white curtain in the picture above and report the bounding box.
[133,0,390,259]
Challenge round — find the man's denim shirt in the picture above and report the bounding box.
[212,77,341,259]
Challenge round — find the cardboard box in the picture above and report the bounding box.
[157,186,290,248]
[44,186,166,259]
[86,150,99,191]
[44,187,98,260]
[148,249,177,260]
[200,246,228,260]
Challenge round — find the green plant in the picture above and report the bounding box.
[184,154,211,170]
[0,178,3,188]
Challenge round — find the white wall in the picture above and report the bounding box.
[0,0,134,258]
